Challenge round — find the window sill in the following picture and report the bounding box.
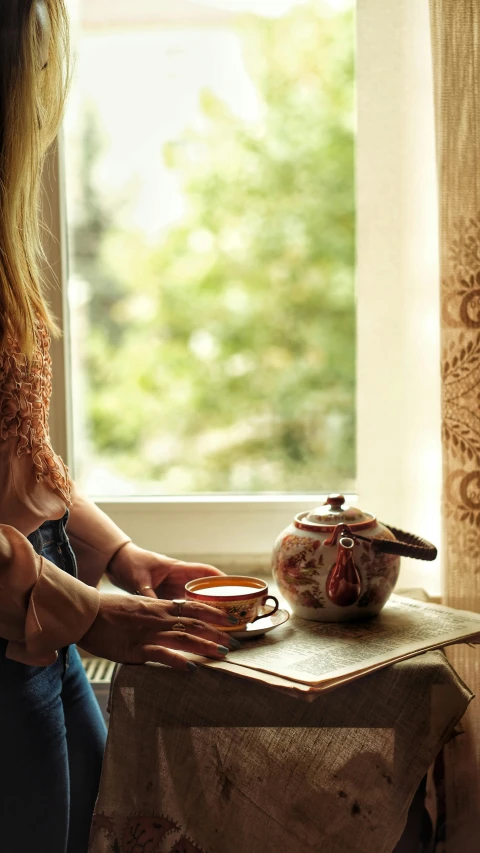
[94,493,357,567]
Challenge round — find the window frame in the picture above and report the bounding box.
[46,0,442,593]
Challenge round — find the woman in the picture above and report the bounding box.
[0,3,238,852]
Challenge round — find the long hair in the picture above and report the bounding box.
[0,0,70,357]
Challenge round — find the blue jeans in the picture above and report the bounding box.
[0,513,107,853]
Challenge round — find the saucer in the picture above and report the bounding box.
[230,608,290,639]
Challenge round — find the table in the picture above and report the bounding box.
[88,650,471,853]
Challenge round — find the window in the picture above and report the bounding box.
[63,0,355,498]
[46,0,442,594]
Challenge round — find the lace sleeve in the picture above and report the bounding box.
[0,319,72,504]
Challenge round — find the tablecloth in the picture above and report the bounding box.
[88,650,472,853]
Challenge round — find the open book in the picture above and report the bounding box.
[195,595,480,696]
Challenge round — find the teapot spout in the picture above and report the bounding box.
[326,536,362,607]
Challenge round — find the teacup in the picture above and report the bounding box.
[185,576,279,631]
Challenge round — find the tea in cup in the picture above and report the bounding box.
[185,576,279,631]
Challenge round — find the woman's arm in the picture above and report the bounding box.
[66,481,131,588]
[0,524,100,666]
[66,483,225,600]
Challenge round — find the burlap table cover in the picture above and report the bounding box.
[88,650,472,853]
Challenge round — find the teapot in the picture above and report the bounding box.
[272,494,437,621]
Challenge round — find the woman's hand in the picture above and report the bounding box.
[106,542,224,600]
[78,593,239,670]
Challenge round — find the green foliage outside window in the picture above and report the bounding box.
[70,2,355,494]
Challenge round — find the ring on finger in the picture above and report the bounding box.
[172,621,187,632]
[172,598,187,617]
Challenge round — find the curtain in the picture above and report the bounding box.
[429,1,480,848]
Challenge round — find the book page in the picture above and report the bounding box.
[205,595,480,686]
[200,657,396,698]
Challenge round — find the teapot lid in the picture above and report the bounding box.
[295,494,376,532]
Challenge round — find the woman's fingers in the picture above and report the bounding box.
[160,617,238,649]
[149,631,232,660]
[167,601,238,627]
[79,593,241,667]
[140,645,197,671]
[139,587,158,600]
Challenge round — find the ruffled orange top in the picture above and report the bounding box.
[0,319,131,665]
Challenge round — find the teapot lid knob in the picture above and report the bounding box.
[297,494,376,530]
[326,494,345,506]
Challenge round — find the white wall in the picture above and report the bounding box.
[356,0,442,594]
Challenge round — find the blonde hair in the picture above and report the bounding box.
[0,0,70,358]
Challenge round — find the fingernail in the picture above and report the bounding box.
[229,637,242,650]
[217,645,229,655]
[186,661,196,672]
[228,615,239,625]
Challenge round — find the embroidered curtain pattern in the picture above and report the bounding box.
[430,1,480,847]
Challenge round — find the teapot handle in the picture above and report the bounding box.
[324,522,437,561]
[367,524,437,561]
